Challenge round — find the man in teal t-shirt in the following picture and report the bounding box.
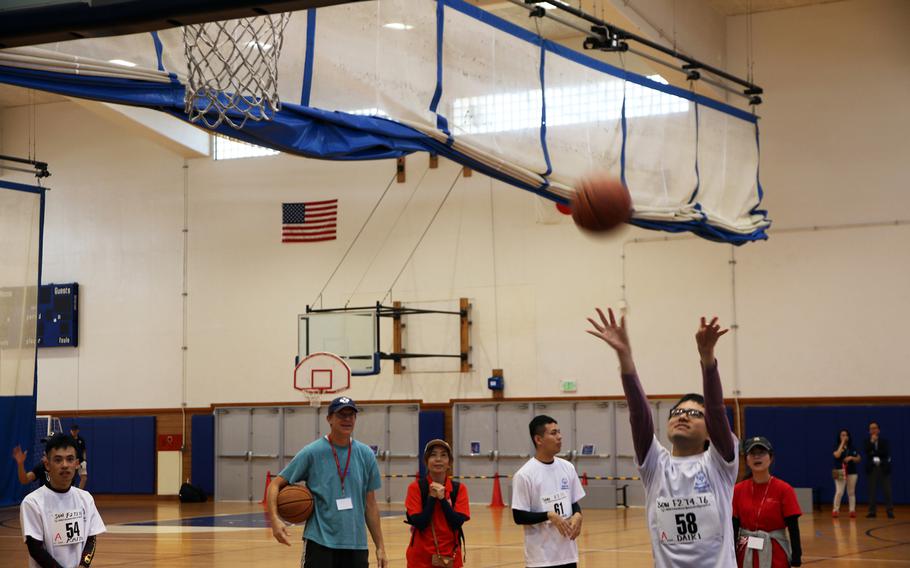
[268,396,388,568]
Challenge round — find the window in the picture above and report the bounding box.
[451,74,689,135]
[213,135,280,160]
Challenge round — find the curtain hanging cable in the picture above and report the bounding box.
[345,163,433,306]
[747,0,755,85]
[489,178,501,367]
[312,172,397,308]
[382,167,462,304]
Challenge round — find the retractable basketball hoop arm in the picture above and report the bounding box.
[512,0,763,105]
[305,299,472,373]
[0,154,51,179]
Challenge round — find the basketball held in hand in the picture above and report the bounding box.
[277,485,314,524]
[570,174,632,233]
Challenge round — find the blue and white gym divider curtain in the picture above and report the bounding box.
[0,180,43,507]
[0,0,769,243]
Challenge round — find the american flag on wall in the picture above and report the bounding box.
[282,200,338,243]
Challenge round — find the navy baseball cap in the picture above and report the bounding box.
[327,396,359,414]
[743,436,773,453]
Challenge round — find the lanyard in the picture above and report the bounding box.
[325,436,352,495]
[751,477,773,528]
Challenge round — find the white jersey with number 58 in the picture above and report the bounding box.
[639,434,739,568]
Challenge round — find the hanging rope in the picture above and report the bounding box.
[345,164,433,306]
[382,167,463,304]
[312,172,397,308]
[489,178,502,367]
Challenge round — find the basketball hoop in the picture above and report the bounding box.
[183,12,291,129]
[294,352,351,408]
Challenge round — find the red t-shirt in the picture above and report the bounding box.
[733,477,801,568]
[405,476,471,568]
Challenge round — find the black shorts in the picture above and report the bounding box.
[302,539,369,568]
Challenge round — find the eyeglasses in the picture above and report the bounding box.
[670,408,705,419]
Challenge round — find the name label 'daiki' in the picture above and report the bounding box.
[656,493,720,545]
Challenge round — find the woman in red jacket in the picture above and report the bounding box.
[405,440,470,568]
[733,436,803,568]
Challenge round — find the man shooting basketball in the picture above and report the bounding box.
[586,308,738,567]
[267,396,388,568]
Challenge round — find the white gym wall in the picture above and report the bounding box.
[0,0,906,412]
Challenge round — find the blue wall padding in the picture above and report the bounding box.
[418,410,446,478]
[60,416,156,494]
[744,406,909,505]
[191,414,215,495]
[0,396,38,507]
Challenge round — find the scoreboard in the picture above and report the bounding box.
[38,282,78,347]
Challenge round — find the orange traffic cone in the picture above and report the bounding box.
[489,472,505,508]
[581,472,588,487]
[260,470,273,506]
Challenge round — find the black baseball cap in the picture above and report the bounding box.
[327,396,359,415]
[743,436,773,453]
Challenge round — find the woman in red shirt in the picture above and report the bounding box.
[405,439,470,568]
[733,436,802,568]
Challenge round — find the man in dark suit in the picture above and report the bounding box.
[865,421,894,519]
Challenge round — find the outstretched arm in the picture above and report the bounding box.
[13,446,36,485]
[696,317,735,462]
[587,307,654,464]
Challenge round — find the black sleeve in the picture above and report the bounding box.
[406,494,437,530]
[512,508,549,525]
[25,536,64,568]
[785,515,801,567]
[732,516,740,539]
[79,535,97,567]
[571,502,581,515]
[439,498,469,531]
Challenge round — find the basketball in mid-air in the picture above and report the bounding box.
[570,174,632,233]
[277,485,314,524]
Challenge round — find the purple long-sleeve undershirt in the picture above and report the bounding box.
[621,361,735,464]
[620,371,655,465]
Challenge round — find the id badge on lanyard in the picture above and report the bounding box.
[326,436,354,511]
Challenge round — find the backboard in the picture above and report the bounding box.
[298,309,379,375]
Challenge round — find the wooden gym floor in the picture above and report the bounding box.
[1,498,908,566]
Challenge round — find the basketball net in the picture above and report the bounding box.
[302,390,323,408]
[183,13,291,129]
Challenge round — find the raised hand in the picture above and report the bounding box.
[586,307,636,374]
[695,316,728,365]
[12,445,27,465]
